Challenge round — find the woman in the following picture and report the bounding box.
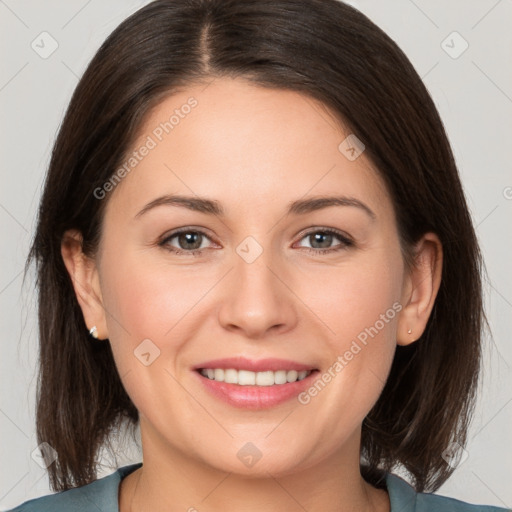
[8,0,509,510]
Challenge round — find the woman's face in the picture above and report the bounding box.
[93,77,410,475]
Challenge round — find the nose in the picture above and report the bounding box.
[217,242,299,339]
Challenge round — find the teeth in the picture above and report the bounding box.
[287,370,298,382]
[199,368,313,385]
[224,368,238,384]
[239,370,256,385]
[274,370,287,385]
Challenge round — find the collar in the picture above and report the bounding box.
[114,463,417,511]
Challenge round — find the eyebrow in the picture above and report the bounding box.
[135,194,376,221]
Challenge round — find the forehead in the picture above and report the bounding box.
[106,77,392,222]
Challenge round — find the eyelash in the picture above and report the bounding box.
[158,227,354,257]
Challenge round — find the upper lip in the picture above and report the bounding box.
[193,357,317,372]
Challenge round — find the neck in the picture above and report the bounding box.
[120,424,389,512]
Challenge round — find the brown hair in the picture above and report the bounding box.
[27,0,485,493]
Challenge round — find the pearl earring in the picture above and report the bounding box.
[89,326,98,339]
[407,328,412,334]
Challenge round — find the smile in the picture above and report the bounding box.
[198,368,313,386]
[193,358,320,408]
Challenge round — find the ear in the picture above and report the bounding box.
[61,229,108,340]
[396,232,443,346]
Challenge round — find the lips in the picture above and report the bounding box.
[193,356,319,409]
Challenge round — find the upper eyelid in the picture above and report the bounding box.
[160,227,217,244]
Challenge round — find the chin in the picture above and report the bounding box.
[193,438,316,479]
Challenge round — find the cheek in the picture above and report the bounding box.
[100,248,211,338]
[98,248,232,395]
[299,249,402,412]
[304,249,402,349]
[97,252,194,375]
[97,253,203,412]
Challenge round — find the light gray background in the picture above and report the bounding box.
[1,0,511,509]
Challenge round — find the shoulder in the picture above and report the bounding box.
[386,473,510,512]
[5,463,142,512]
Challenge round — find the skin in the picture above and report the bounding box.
[62,77,442,512]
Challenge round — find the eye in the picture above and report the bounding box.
[158,228,214,256]
[294,228,354,255]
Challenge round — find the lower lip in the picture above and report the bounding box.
[194,370,319,409]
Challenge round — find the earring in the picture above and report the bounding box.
[407,328,412,334]
[89,326,98,339]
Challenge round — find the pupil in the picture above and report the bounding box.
[312,232,332,249]
[180,232,201,250]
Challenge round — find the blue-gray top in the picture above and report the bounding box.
[6,463,510,511]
